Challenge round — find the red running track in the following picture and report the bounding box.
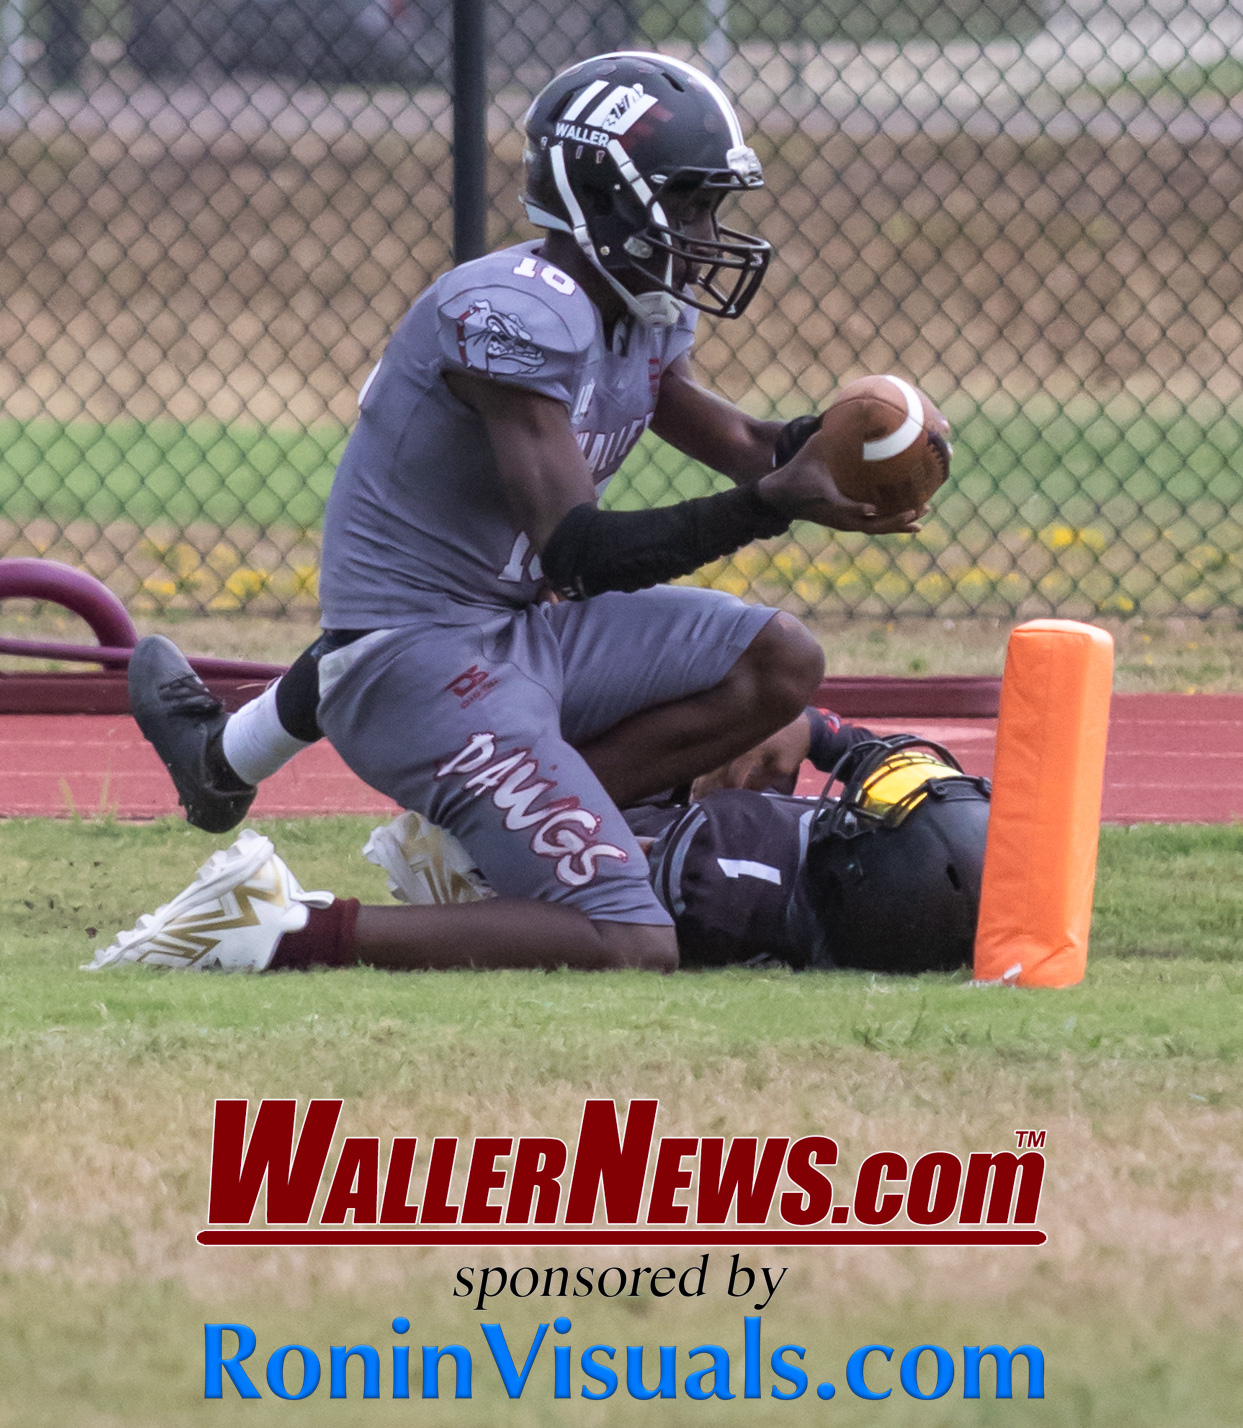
[0,693,1240,823]
[812,693,1243,822]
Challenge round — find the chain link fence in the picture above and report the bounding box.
[1,0,1240,619]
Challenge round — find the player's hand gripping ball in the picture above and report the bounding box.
[807,375,952,516]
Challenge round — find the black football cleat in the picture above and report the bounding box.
[127,634,257,833]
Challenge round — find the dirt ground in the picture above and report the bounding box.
[2,88,1240,427]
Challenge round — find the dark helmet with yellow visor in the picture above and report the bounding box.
[790,735,991,974]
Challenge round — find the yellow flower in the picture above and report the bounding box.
[811,551,850,579]
[292,565,319,599]
[206,543,241,573]
[1036,525,1108,555]
[164,542,201,577]
[874,570,912,602]
[834,569,869,597]
[913,572,953,605]
[1097,592,1136,614]
[206,567,270,610]
[853,546,891,579]
[225,568,269,600]
[793,571,831,606]
[955,567,996,600]
[770,545,810,582]
[1186,544,1227,573]
[996,572,1029,605]
[708,570,750,598]
[730,546,772,581]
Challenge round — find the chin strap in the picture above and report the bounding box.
[627,290,687,328]
[536,148,687,330]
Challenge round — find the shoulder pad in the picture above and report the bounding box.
[435,251,598,403]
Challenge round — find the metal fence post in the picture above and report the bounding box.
[453,0,488,264]
[0,0,30,115]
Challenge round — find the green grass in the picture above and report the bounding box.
[5,394,1242,537]
[3,817,1243,1048]
[0,416,346,531]
[0,817,1241,1423]
[5,394,1243,617]
[1096,57,1243,103]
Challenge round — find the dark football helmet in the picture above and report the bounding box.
[521,51,771,327]
[789,735,992,975]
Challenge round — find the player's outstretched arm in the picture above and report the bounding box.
[650,353,784,482]
[345,903,676,974]
[444,365,788,600]
[442,368,599,552]
[446,356,909,603]
[650,354,831,484]
[688,707,879,798]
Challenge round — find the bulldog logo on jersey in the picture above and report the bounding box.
[455,300,546,376]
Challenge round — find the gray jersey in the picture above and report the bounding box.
[319,242,698,627]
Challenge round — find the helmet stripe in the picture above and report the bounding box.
[606,137,673,282]
[561,78,609,123]
[549,142,590,245]
[604,50,746,149]
[606,139,654,208]
[583,85,660,135]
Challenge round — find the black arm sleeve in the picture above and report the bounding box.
[540,485,790,599]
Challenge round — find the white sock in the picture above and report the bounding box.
[221,683,312,785]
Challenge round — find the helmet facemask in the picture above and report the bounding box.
[615,168,771,321]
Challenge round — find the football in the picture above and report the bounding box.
[806,375,952,516]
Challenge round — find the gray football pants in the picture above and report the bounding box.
[317,586,777,923]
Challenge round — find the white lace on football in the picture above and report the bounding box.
[363,811,494,906]
[85,829,333,972]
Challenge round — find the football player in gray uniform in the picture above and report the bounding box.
[127,51,924,976]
